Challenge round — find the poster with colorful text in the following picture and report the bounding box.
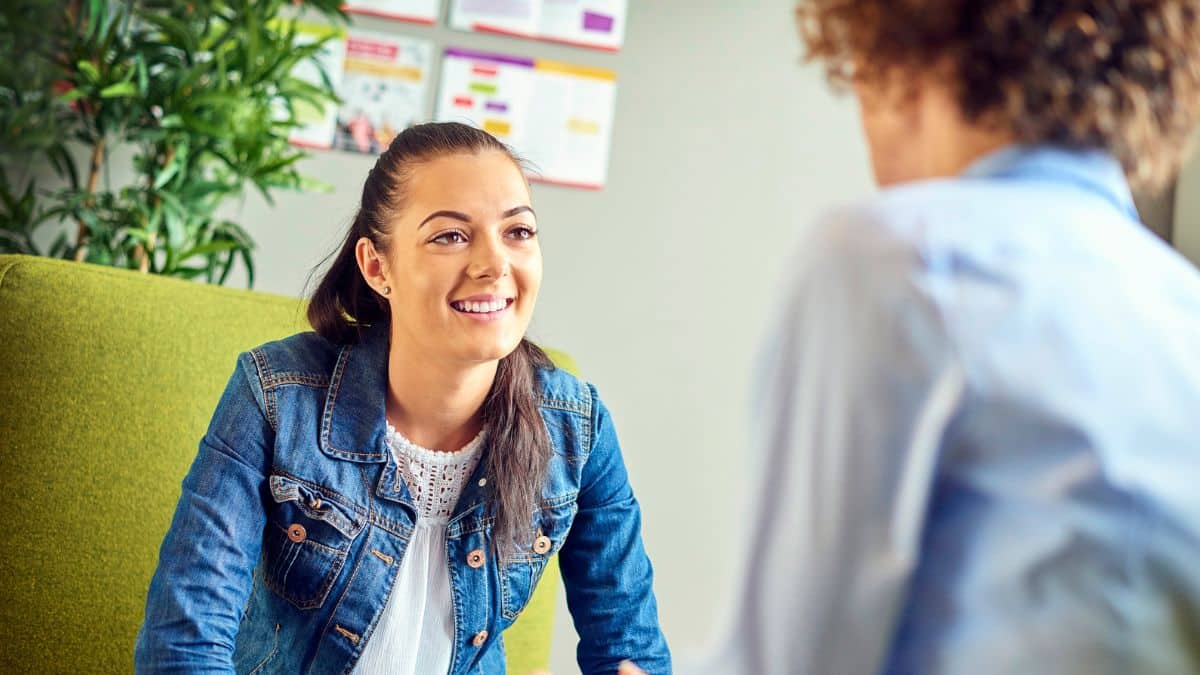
[449,0,626,52]
[435,47,617,189]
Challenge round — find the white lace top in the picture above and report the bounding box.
[353,423,485,675]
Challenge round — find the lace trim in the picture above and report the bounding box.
[385,423,484,522]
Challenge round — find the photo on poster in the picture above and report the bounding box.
[333,31,434,155]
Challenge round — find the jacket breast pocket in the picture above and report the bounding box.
[500,496,577,622]
[262,474,366,610]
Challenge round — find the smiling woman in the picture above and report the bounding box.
[133,122,671,675]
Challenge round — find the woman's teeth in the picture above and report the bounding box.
[453,299,508,313]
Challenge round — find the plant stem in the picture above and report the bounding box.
[72,136,106,262]
[134,144,176,273]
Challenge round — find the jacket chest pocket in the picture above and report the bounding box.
[499,497,576,622]
[262,474,366,611]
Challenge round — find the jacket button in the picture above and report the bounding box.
[533,535,552,555]
[466,549,485,568]
[472,630,488,647]
[287,524,307,543]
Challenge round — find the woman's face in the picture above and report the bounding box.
[367,150,541,365]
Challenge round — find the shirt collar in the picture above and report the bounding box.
[961,144,1139,221]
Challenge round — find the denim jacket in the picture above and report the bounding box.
[134,324,670,674]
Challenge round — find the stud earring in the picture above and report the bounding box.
[382,286,391,296]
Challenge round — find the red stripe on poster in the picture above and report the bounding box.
[469,23,620,53]
[342,6,437,25]
[529,175,604,191]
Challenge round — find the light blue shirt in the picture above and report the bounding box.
[704,146,1200,674]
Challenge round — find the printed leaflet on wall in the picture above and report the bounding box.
[334,31,434,155]
[449,0,626,51]
[287,25,433,153]
[435,47,617,190]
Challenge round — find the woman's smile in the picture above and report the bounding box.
[450,294,515,322]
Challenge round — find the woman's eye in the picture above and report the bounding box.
[507,226,537,240]
[431,231,467,245]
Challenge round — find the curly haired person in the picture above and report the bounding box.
[689,2,1200,674]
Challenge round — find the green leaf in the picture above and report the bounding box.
[136,11,197,53]
[179,112,233,139]
[172,265,211,280]
[76,60,101,83]
[0,230,38,255]
[179,239,240,260]
[216,247,237,285]
[99,81,137,98]
[48,231,71,258]
[252,152,303,177]
[152,157,181,189]
[86,0,105,42]
[155,190,190,250]
[240,246,255,288]
[54,89,87,104]
[136,56,149,97]
[123,227,153,244]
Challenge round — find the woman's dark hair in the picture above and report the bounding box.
[308,121,553,551]
[796,0,1200,191]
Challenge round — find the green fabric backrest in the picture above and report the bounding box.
[0,254,566,673]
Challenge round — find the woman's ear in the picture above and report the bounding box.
[354,237,390,294]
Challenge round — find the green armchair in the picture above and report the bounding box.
[0,254,564,673]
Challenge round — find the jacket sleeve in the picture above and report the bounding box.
[557,384,672,675]
[134,352,273,674]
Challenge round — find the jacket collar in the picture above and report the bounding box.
[320,323,390,463]
[961,144,1139,221]
[319,323,494,518]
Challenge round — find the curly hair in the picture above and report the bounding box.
[796,0,1200,191]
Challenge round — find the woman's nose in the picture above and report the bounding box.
[467,238,509,280]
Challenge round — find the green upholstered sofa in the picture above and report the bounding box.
[0,254,565,673]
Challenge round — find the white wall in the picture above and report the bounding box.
[219,2,873,671]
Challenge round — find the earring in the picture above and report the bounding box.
[382,286,391,296]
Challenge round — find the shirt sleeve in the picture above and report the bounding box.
[701,209,966,674]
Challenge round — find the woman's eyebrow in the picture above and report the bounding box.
[418,210,472,229]
[419,206,536,230]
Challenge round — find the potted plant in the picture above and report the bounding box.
[0,0,344,286]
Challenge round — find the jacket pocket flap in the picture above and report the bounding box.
[269,474,366,539]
